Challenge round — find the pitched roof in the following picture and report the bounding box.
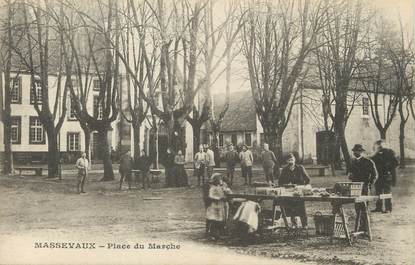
[209,90,257,132]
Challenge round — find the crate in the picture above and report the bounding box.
[314,212,334,236]
[334,182,363,197]
[314,212,349,238]
[333,215,348,238]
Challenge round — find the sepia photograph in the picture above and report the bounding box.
[0,0,414,264]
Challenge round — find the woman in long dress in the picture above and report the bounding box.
[174,150,188,186]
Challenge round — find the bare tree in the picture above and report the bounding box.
[14,0,68,178]
[76,0,121,180]
[115,0,207,187]
[205,0,244,166]
[0,0,16,174]
[386,20,414,168]
[241,0,325,161]
[118,0,153,164]
[313,0,368,169]
[358,17,399,140]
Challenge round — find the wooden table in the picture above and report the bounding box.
[227,193,392,245]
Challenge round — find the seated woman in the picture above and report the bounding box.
[206,173,232,240]
[278,153,311,228]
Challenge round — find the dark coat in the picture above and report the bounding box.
[278,164,310,186]
[371,148,399,183]
[137,155,152,173]
[119,154,133,174]
[225,150,239,168]
[348,156,378,194]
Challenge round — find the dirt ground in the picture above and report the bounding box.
[0,165,414,265]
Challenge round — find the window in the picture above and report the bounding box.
[10,77,22,104]
[219,134,224,147]
[30,80,43,104]
[67,132,81,151]
[29,116,45,144]
[362,97,369,116]
[11,116,21,144]
[231,134,237,147]
[93,79,101,91]
[245,133,252,146]
[93,96,103,120]
[68,96,77,121]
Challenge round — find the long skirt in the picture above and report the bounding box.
[174,164,188,186]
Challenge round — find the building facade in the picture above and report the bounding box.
[206,90,415,161]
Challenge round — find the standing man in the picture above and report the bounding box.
[195,145,208,186]
[119,150,134,190]
[371,140,399,213]
[278,153,310,228]
[348,144,378,195]
[239,145,254,186]
[348,144,378,231]
[75,152,89,194]
[137,150,152,189]
[205,144,215,178]
[262,143,277,184]
[225,144,239,186]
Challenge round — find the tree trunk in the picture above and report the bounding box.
[164,120,186,187]
[2,0,13,175]
[379,129,386,140]
[98,128,114,181]
[275,130,283,163]
[3,103,13,175]
[333,133,343,169]
[192,123,201,157]
[46,130,60,178]
[81,124,91,160]
[211,127,220,167]
[132,122,141,166]
[263,126,278,159]
[399,120,405,169]
[338,130,351,170]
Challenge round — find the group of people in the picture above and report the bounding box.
[75,149,153,193]
[202,139,398,238]
[224,143,279,186]
[348,140,399,214]
[196,143,273,187]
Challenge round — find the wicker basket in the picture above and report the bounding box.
[314,212,334,236]
[334,182,363,197]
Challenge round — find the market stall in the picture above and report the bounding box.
[227,183,392,245]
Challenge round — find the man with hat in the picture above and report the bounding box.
[348,144,378,195]
[119,150,134,190]
[239,145,254,186]
[348,144,378,231]
[75,152,89,194]
[224,144,239,186]
[278,153,311,228]
[371,140,399,213]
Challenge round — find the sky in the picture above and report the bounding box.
[209,0,415,94]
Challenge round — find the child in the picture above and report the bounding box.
[206,173,232,240]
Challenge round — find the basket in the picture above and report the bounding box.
[334,182,363,197]
[314,212,334,236]
[314,212,348,238]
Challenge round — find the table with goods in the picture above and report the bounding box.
[227,182,392,245]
